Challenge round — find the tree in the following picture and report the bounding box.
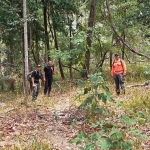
[83,0,97,78]
[23,0,29,100]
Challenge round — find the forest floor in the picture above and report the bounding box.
[0,83,150,150]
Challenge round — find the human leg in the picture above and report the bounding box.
[118,74,125,94]
[44,79,48,95]
[32,83,38,100]
[113,74,120,95]
[48,79,52,96]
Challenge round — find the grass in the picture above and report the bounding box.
[0,62,150,149]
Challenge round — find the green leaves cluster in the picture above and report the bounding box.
[77,73,113,113]
[71,73,147,150]
[72,113,147,150]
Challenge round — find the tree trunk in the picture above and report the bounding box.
[9,41,14,75]
[35,26,39,64]
[23,0,29,101]
[53,28,65,80]
[49,2,65,80]
[121,30,125,59]
[69,22,73,79]
[83,0,97,78]
[28,22,32,71]
[42,0,50,61]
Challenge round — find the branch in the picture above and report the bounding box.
[105,0,150,60]
[126,80,150,88]
[62,64,80,72]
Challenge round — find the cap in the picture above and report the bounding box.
[114,53,119,56]
[36,64,41,67]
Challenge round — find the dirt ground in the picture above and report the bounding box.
[0,86,150,149]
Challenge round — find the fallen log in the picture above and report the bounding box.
[126,81,150,88]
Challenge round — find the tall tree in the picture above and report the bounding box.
[42,0,50,61]
[23,0,29,100]
[83,0,97,78]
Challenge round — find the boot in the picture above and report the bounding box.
[116,92,120,96]
[122,89,125,94]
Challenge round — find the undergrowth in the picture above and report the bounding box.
[0,62,150,149]
[71,70,148,150]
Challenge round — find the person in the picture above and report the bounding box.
[111,53,126,96]
[31,64,42,100]
[43,60,54,97]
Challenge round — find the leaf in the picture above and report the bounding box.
[79,96,93,108]
[88,74,98,82]
[122,141,132,150]
[138,118,146,125]
[77,80,86,87]
[76,140,82,145]
[84,87,91,94]
[100,139,112,150]
[101,94,107,104]
[118,114,137,124]
[96,107,103,115]
[109,130,123,141]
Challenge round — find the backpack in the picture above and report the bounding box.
[112,59,123,68]
[27,71,34,82]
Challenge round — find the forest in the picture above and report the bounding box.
[0,0,150,149]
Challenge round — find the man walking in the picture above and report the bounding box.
[43,60,54,97]
[111,53,126,96]
[31,64,42,100]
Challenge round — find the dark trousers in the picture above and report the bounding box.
[113,73,125,94]
[44,78,52,95]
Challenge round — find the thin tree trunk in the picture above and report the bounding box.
[69,21,73,79]
[53,28,65,80]
[9,41,14,75]
[28,22,32,71]
[121,30,125,59]
[83,0,97,78]
[23,0,29,101]
[42,0,50,61]
[49,2,65,80]
[35,26,39,64]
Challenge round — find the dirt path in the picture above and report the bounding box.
[0,92,80,150]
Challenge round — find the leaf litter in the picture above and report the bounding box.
[0,86,150,149]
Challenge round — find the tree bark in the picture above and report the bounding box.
[69,21,73,79]
[42,0,50,61]
[53,26,65,80]
[49,2,65,80]
[83,0,97,78]
[23,0,29,101]
[28,22,32,71]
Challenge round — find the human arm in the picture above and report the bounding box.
[43,67,46,82]
[122,61,126,76]
[51,65,54,75]
[31,76,34,87]
[111,64,114,76]
[31,71,35,87]
[39,79,42,88]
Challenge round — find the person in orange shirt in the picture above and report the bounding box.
[111,53,126,95]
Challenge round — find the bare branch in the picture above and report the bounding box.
[105,0,150,60]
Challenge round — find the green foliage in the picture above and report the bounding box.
[142,64,150,79]
[71,73,147,150]
[72,113,147,150]
[77,73,114,114]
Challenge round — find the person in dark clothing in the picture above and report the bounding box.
[31,64,42,100]
[43,60,54,96]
